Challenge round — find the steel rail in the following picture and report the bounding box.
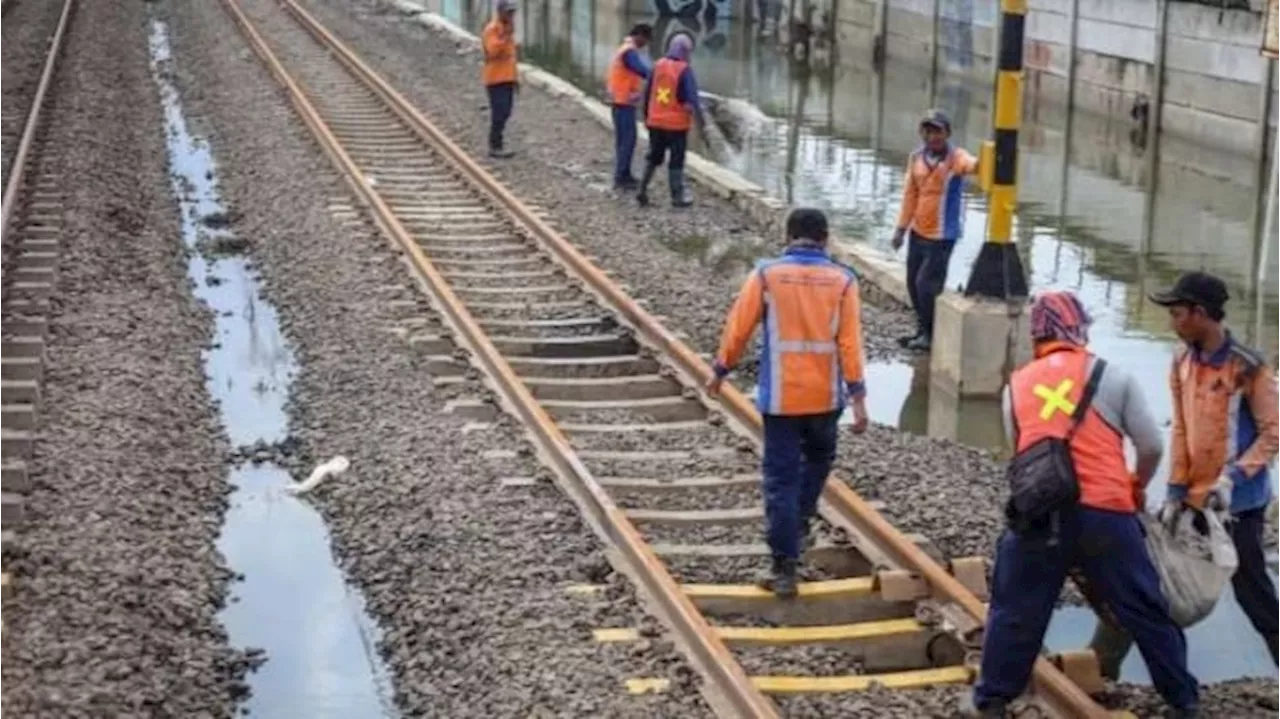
[222,0,779,716]
[1,0,75,237]
[236,0,1109,715]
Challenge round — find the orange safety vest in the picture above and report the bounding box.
[606,39,644,106]
[1010,347,1135,513]
[481,18,518,87]
[646,58,691,132]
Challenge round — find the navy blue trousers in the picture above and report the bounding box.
[486,82,515,151]
[611,105,638,184]
[904,234,955,338]
[762,411,840,562]
[974,506,1198,712]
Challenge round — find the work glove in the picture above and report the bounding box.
[891,227,907,251]
[1156,497,1182,526]
[1204,473,1233,514]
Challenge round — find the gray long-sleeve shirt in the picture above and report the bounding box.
[1002,355,1164,476]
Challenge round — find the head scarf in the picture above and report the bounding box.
[1029,290,1092,347]
[667,32,694,60]
[495,0,516,12]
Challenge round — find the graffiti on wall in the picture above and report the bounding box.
[649,0,731,51]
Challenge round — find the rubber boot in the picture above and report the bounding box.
[670,167,692,208]
[636,163,658,207]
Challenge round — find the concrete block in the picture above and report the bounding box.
[2,462,30,493]
[930,292,1031,399]
[1,492,24,525]
[1052,650,1106,695]
[877,569,929,602]
[0,381,40,407]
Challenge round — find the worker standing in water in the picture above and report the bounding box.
[606,24,653,190]
[972,291,1198,718]
[1089,272,1280,678]
[637,32,709,208]
[481,0,518,158]
[891,109,978,352]
[707,208,869,599]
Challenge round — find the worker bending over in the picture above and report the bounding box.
[1091,272,1279,677]
[707,208,869,598]
[637,32,709,208]
[481,0,518,158]
[606,24,653,190]
[973,291,1198,718]
[890,109,978,352]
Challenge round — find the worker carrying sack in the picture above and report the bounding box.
[1004,359,1107,539]
[1141,507,1238,627]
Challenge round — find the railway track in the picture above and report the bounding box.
[220,0,1118,716]
[0,0,75,602]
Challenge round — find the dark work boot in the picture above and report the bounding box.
[636,163,658,207]
[757,557,798,599]
[670,167,692,208]
[897,331,922,348]
[905,334,932,352]
[489,146,514,159]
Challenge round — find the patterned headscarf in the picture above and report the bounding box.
[1030,290,1092,347]
[667,32,694,60]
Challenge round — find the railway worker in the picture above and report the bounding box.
[972,291,1199,719]
[606,24,654,190]
[636,32,710,208]
[889,109,979,352]
[1089,272,1280,678]
[482,0,519,159]
[705,208,869,599]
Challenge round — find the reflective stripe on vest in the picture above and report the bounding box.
[759,269,845,416]
[1010,348,1134,512]
[607,39,643,105]
[646,58,691,131]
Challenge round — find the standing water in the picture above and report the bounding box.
[148,19,397,717]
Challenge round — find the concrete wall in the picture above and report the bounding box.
[830,0,1278,157]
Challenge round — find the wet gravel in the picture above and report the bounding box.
[0,0,254,714]
[290,0,916,372]
[157,0,713,715]
[0,0,64,188]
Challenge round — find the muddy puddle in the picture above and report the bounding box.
[148,18,398,717]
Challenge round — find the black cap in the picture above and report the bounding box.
[1148,271,1229,313]
[919,108,951,133]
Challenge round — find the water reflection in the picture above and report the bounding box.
[148,18,397,717]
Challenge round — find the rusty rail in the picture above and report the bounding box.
[222,0,779,715]
[1,0,75,237]
[228,0,1111,715]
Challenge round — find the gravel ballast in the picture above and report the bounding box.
[284,0,1016,565]
[148,0,1277,716]
[1,0,66,188]
[156,0,714,714]
[0,0,253,714]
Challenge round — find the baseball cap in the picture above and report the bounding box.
[1148,271,1229,313]
[919,108,951,133]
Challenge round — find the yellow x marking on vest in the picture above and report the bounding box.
[1033,379,1077,421]
[656,86,673,104]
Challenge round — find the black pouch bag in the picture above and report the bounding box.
[1004,359,1107,537]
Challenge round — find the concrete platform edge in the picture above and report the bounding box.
[404,8,912,308]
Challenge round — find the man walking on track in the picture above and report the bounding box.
[972,291,1199,719]
[637,32,709,208]
[706,208,869,599]
[890,109,978,352]
[606,24,653,190]
[1090,272,1280,678]
[482,0,518,158]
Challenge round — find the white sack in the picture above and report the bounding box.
[1142,509,1238,627]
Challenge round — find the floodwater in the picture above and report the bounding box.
[425,0,1278,682]
[148,19,397,717]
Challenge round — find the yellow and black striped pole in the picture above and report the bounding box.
[966,0,1029,299]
